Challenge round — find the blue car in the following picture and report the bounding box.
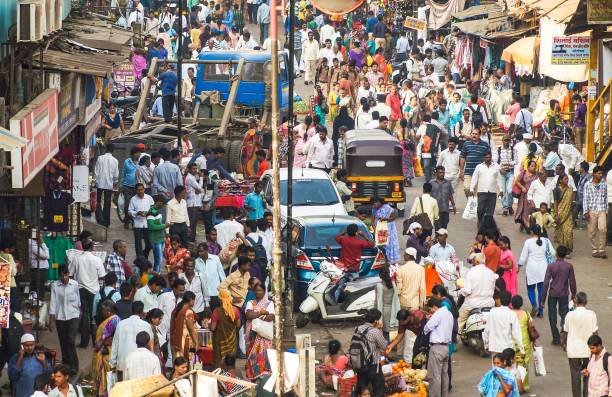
[288,215,386,307]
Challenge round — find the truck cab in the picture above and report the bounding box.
[195,51,289,111]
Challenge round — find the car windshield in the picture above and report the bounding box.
[303,223,371,249]
[280,179,339,206]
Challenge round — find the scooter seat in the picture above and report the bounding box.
[468,307,492,316]
[345,277,380,291]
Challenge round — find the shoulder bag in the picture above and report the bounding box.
[527,312,540,342]
[511,170,525,199]
[406,197,433,234]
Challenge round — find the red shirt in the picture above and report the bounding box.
[335,235,373,272]
[483,241,501,273]
[257,160,269,177]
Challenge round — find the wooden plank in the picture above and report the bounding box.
[131,57,158,132]
[218,58,245,138]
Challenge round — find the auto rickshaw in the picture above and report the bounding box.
[343,129,405,205]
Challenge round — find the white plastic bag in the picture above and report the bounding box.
[106,371,117,396]
[375,220,389,246]
[462,197,478,220]
[252,318,274,340]
[533,345,547,376]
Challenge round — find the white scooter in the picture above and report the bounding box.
[296,259,380,328]
[460,307,491,357]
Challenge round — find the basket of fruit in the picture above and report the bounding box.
[293,100,310,115]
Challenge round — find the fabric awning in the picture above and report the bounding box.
[501,36,540,65]
[0,127,28,151]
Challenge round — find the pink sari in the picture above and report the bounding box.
[500,249,518,296]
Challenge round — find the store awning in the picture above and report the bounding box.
[501,36,540,65]
[452,3,504,20]
[0,127,28,151]
[33,49,127,78]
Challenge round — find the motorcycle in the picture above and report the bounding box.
[460,307,491,357]
[296,258,380,328]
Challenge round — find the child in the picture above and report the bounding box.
[31,374,50,397]
[530,203,555,237]
[356,206,373,232]
[502,348,525,394]
[134,256,155,287]
[255,149,269,177]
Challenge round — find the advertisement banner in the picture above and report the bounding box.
[113,61,136,94]
[0,256,11,328]
[58,73,81,139]
[587,0,612,24]
[551,36,590,65]
[9,89,60,189]
[404,16,427,31]
[72,165,90,203]
[82,76,102,125]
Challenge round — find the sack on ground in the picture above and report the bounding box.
[462,197,478,220]
[533,345,547,376]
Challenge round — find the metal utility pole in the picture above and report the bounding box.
[176,0,183,153]
[269,0,285,394]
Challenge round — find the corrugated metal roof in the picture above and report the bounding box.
[452,3,504,20]
[33,49,127,77]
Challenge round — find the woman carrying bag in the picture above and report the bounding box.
[244,283,274,381]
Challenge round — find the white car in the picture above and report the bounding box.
[259,168,348,220]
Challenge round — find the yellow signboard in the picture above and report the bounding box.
[587,0,612,24]
[404,16,427,31]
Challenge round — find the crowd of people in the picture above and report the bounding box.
[2,0,611,396]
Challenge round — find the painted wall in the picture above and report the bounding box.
[0,0,72,47]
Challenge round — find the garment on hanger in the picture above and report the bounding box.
[43,234,74,281]
[43,191,75,232]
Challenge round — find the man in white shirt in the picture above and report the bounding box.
[318,39,335,66]
[458,253,497,333]
[395,31,410,62]
[49,266,81,375]
[185,163,203,242]
[431,51,448,82]
[94,143,119,227]
[558,143,584,173]
[357,79,376,103]
[124,331,162,381]
[29,237,49,294]
[128,183,154,259]
[302,31,320,85]
[513,133,539,175]
[514,107,533,134]
[409,182,439,228]
[237,31,258,50]
[307,127,334,172]
[110,301,153,380]
[564,292,598,397]
[134,276,165,313]
[437,137,461,191]
[469,152,503,222]
[157,278,186,344]
[483,290,524,362]
[66,240,105,348]
[179,257,206,318]
[372,94,392,119]
[215,207,245,249]
[166,185,190,247]
[527,171,553,208]
[195,243,225,309]
[319,17,336,44]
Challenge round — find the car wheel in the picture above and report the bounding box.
[309,310,322,323]
[296,313,309,328]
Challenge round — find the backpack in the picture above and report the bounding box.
[246,236,268,282]
[349,325,374,369]
[95,288,117,325]
[601,351,611,386]
[422,135,433,154]
[496,146,514,165]
[471,105,484,128]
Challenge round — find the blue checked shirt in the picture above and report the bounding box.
[104,252,126,284]
[583,180,608,213]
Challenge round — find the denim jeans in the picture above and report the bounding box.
[527,281,544,315]
[501,171,514,210]
[547,296,569,343]
[422,157,433,181]
[335,271,359,302]
[152,241,165,273]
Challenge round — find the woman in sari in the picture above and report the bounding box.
[313,86,327,126]
[164,235,190,273]
[170,291,199,361]
[241,118,261,177]
[511,295,533,391]
[146,308,165,368]
[212,289,241,366]
[554,173,574,255]
[513,160,538,231]
[478,353,520,397]
[398,119,415,187]
[245,283,274,380]
[448,92,465,133]
[498,236,518,297]
[91,301,120,397]
[372,197,400,264]
[348,41,365,69]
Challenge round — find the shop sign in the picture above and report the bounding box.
[587,0,612,24]
[58,73,81,139]
[551,36,590,65]
[0,256,11,328]
[113,61,136,94]
[82,76,103,125]
[9,89,60,189]
[72,165,90,203]
[404,16,427,31]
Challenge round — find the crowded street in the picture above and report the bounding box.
[0,0,611,396]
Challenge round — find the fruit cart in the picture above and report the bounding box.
[214,179,257,218]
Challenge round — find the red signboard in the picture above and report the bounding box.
[9,89,60,189]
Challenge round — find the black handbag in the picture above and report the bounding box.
[404,196,433,234]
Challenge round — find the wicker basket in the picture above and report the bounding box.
[109,375,174,397]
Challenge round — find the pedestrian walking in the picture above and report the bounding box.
[542,245,576,346]
[104,240,128,285]
[430,166,455,229]
[493,135,516,216]
[352,309,387,397]
[49,266,80,375]
[511,295,534,391]
[94,143,119,227]
[483,291,524,363]
[302,31,320,85]
[584,335,612,397]
[110,301,153,381]
[147,195,167,273]
[583,166,608,258]
[423,298,454,397]
[166,186,190,247]
[152,148,182,199]
[185,163,203,242]
[518,225,555,318]
[256,0,270,44]
[396,248,427,311]
[120,146,142,228]
[7,334,52,397]
[409,182,439,235]
[460,129,492,198]
[195,242,225,310]
[469,151,503,223]
[123,331,162,381]
[129,183,154,258]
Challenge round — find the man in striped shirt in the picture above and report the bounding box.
[459,129,491,197]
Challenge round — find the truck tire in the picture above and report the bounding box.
[228,140,243,173]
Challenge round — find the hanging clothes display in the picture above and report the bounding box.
[426,0,466,30]
[43,234,74,281]
[43,190,75,232]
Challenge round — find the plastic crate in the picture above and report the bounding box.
[338,376,357,397]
